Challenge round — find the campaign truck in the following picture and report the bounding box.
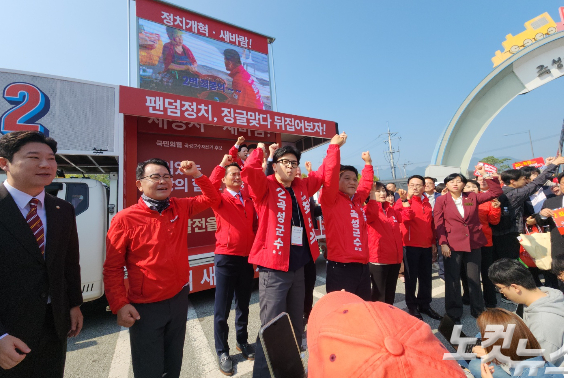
[0,67,336,302]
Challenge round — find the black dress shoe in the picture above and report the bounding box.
[419,306,443,320]
[236,342,255,361]
[408,308,423,320]
[218,352,233,376]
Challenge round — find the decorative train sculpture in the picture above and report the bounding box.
[492,7,564,67]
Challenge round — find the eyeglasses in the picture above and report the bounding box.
[277,159,299,168]
[408,184,423,189]
[140,174,173,182]
[495,284,511,293]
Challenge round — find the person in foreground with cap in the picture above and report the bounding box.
[307,290,466,377]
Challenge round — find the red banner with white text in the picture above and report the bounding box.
[136,0,269,54]
[120,86,336,139]
[512,157,545,169]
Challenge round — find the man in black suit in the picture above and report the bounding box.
[0,131,83,378]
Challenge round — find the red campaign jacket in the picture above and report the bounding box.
[209,165,257,257]
[162,42,197,72]
[320,154,374,264]
[394,194,436,248]
[229,145,246,169]
[228,66,264,109]
[241,146,334,271]
[103,175,219,313]
[478,199,501,247]
[433,178,503,252]
[365,200,414,264]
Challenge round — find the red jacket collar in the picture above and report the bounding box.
[228,65,246,78]
[409,193,428,204]
[267,174,303,191]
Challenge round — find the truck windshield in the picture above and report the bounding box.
[65,183,89,216]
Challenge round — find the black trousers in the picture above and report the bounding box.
[252,266,305,378]
[213,254,254,355]
[326,261,371,301]
[403,246,433,310]
[303,258,317,318]
[0,305,67,378]
[369,263,401,305]
[130,285,189,378]
[461,246,496,307]
[493,233,520,260]
[444,249,484,319]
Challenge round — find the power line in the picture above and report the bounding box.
[476,133,558,155]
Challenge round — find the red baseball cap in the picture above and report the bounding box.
[307,291,465,378]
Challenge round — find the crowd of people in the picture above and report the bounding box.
[0,130,564,378]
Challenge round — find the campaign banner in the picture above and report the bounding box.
[137,116,277,143]
[512,157,545,169]
[474,162,498,177]
[136,0,269,54]
[136,0,271,110]
[120,86,336,139]
[551,208,564,235]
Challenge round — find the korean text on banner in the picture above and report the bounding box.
[512,157,546,169]
[551,208,564,235]
[474,162,498,177]
[136,0,269,54]
[119,86,336,139]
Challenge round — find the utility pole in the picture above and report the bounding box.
[401,162,409,178]
[383,124,399,179]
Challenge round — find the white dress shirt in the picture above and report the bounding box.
[226,188,244,205]
[452,195,465,218]
[425,192,436,209]
[4,180,47,240]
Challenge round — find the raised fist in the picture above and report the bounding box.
[268,143,279,157]
[220,154,233,167]
[180,161,200,177]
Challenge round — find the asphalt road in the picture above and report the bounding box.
[64,256,517,378]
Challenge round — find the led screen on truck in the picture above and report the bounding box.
[136,0,272,110]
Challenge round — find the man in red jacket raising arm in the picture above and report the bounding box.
[394,175,443,321]
[103,158,220,378]
[209,154,257,376]
[320,136,374,300]
[242,135,344,378]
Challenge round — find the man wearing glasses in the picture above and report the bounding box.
[103,158,220,378]
[241,135,344,378]
[394,175,442,321]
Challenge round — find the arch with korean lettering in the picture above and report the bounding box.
[427,32,564,175]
